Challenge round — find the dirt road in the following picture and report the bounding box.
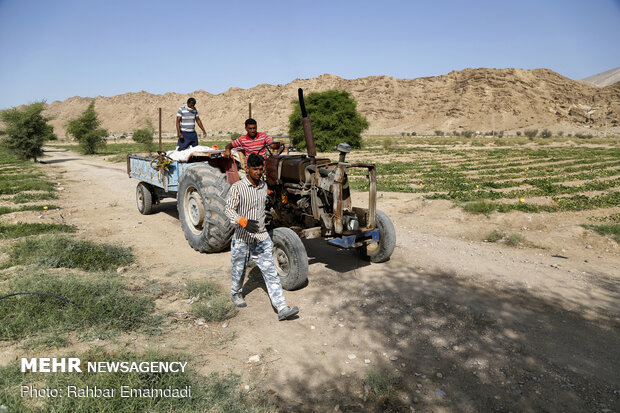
[36,148,619,412]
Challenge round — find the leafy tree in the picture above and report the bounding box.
[132,120,155,152]
[434,130,444,136]
[66,101,108,154]
[0,102,56,162]
[288,90,368,151]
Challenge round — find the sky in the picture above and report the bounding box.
[0,0,619,109]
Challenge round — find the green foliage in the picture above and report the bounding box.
[435,130,444,136]
[0,271,155,340]
[230,132,242,140]
[365,369,398,400]
[516,131,522,136]
[461,130,474,138]
[583,223,620,243]
[0,222,75,239]
[186,280,238,322]
[0,102,56,162]
[132,128,154,152]
[540,129,552,138]
[411,131,417,136]
[12,191,57,203]
[0,205,60,216]
[288,90,368,151]
[65,101,108,154]
[5,235,134,271]
[485,230,504,242]
[506,233,525,246]
[524,129,538,139]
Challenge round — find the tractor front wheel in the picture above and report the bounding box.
[269,227,308,290]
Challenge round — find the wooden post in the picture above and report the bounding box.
[158,108,162,153]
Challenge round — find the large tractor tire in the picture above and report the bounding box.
[136,182,153,215]
[269,227,308,290]
[358,210,396,263]
[177,164,233,253]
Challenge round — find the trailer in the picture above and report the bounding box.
[127,150,238,254]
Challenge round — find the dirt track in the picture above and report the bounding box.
[32,148,620,411]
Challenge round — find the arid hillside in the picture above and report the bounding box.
[582,66,620,87]
[43,68,620,137]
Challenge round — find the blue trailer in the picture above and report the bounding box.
[127,150,239,254]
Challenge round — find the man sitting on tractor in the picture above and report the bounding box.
[223,118,284,171]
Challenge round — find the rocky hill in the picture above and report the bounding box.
[582,66,620,87]
[43,68,620,137]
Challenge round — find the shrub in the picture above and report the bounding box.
[230,132,242,140]
[557,131,564,137]
[461,130,474,138]
[132,128,154,152]
[434,130,444,136]
[65,101,108,154]
[453,131,460,136]
[540,129,552,138]
[411,131,417,136]
[524,129,538,139]
[288,90,368,151]
[516,131,522,136]
[383,137,394,149]
[485,230,504,242]
[0,102,56,162]
[506,233,525,246]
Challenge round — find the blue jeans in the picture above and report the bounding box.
[230,237,287,311]
[177,131,198,150]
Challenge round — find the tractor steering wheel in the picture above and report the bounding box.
[258,142,287,158]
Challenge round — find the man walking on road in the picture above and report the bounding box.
[176,97,207,150]
[225,153,299,321]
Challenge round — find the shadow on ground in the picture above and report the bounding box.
[271,250,620,412]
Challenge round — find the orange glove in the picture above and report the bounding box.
[238,217,259,233]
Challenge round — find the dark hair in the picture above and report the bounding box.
[247,153,264,167]
[187,97,196,105]
[245,118,257,127]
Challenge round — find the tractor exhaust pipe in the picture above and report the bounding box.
[298,88,317,158]
[298,88,320,219]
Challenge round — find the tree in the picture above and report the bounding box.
[66,101,108,154]
[0,102,56,162]
[288,90,368,151]
[132,120,155,152]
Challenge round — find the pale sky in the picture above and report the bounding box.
[0,0,619,109]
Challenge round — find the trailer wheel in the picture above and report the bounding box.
[177,164,233,253]
[358,210,395,263]
[136,182,153,215]
[269,227,308,290]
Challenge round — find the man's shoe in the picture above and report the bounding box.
[278,306,299,321]
[231,294,247,308]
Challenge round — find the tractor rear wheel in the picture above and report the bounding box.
[177,164,233,252]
